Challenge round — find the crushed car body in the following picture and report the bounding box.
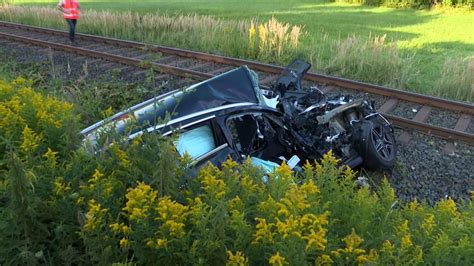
[81,59,396,173]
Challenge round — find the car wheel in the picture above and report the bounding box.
[353,119,397,169]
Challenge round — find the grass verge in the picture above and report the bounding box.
[1,4,473,102]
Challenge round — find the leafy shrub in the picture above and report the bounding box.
[0,78,473,264]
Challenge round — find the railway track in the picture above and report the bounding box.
[1,20,473,152]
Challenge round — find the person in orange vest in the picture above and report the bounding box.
[57,0,81,44]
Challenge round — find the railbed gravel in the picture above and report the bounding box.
[386,130,473,205]
[391,100,423,120]
[467,119,474,134]
[1,40,473,205]
[425,108,458,129]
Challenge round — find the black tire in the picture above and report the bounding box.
[352,119,397,169]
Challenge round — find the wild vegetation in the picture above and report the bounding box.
[331,0,473,7]
[0,70,473,264]
[1,0,473,263]
[1,3,473,102]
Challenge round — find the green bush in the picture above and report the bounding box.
[1,78,473,264]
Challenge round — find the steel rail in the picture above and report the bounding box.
[1,20,472,115]
[384,114,473,145]
[0,31,213,81]
[0,22,472,145]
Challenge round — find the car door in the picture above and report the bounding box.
[171,117,239,175]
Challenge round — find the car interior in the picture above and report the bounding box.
[227,113,289,173]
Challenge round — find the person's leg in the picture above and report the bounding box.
[66,19,76,43]
[71,19,77,42]
[65,19,73,42]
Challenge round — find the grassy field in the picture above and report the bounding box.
[6,0,474,101]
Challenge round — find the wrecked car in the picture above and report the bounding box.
[81,59,396,174]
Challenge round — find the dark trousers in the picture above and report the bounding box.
[66,19,77,42]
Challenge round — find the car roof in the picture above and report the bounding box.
[81,66,265,137]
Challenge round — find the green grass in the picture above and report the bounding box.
[6,0,474,101]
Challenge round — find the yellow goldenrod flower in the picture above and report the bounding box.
[146,239,154,248]
[282,187,310,211]
[381,240,394,255]
[165,220,186,237]
[156,196,188,222]
[241,175,258,192]
[258,196,278,215]
[6,96,22,113]
[316,254,333,265]
[89,169,104,184]
[20,125,42,153]
[130,207,147,221]
[109,223,121,232]
[367,249,379,262]
[76,196,84,205]
[303,228,327,251]
[343,228,364,253]
[408,199,419,210]
[36,108,62,128]
[330,250,341,258]
[401,234,412,249]
[268,251,285,266]
[88,199,102,214]
[437,197,460,217]
[276,203,290,217]
[131,135,142,147]
[415,246,424,261]
[421,214,435,234]
[12,76,27,86]
[123,182,157,221]
[156,238,167,248]
[222,157,239,169]
[83,199,107,231]
[274,161,292,180]
[300,179,320,196]
[53,177,70,195]
[200,169,227,200]
[275,216,298,239]
[103,106,114,117]
[228,196,243,210]
[398,220,409,234]
[322,150,340,165]
[356,254,369,264]
[227,250,248,266]
[112,146,130,168]
[43,148,59,167]
[253,218,274,243]
[332,228,367,262]
[121,225,130,234]
[119,238,129,248]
